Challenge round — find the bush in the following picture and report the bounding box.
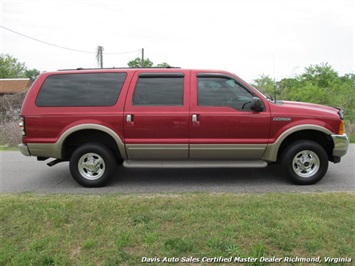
[0,120,22,147]
[345,122,355,143]
[0,92,26,147]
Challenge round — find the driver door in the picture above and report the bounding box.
[189,72,270,159]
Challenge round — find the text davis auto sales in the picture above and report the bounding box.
[141,256,352,264]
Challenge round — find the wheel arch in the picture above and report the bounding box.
[58,124,127,161]
[262,125,334,162]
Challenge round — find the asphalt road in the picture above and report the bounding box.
[1,145,354,194]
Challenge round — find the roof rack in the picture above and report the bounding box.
[58,66,181,71]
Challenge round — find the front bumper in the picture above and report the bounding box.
[331,133,349,157]
[18,143,31,156]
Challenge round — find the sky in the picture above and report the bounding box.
[0,0,354,83]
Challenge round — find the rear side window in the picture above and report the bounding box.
[36,73,126,107]
[132,74,184,106]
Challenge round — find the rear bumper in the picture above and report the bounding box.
[331,133,349,157]
[18,143,31,156]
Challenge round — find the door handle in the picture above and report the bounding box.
[192,114,198,123]
[126,114,133,123]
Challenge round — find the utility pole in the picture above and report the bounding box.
[96,46,104,68]
[141,48,144,67]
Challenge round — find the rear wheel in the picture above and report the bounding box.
[69,143,116,187]
[282,140,328,185]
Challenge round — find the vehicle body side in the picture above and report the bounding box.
[20,69,345,163]
[18,68,349,186]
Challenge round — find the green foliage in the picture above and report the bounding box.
[301,63,338,88]
[0,53,27,78]
[252,74,276,98]
[0,53,40,80]
[286,82,328,104]
[156,62,171,67]
[25,68,41,81]
[127,57,154,68]
[253,63,355,122]
[127,57,171,68]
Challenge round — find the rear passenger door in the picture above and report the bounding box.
[123,71,190,159]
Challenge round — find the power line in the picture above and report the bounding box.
[105,49,141,55]
[0,25,140,55]
[1,25,94,53]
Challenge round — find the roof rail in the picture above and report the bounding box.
[58,66,181,71]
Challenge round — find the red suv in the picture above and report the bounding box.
[18,68,349,187]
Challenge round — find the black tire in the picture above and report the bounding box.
[69,143,116,187]
[282,140,328,185]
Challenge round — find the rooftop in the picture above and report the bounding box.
[0,78,31,94]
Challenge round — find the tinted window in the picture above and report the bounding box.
[198,76,254,110]
[36,73,126,107]
[133,75,184,106]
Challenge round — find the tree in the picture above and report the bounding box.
[301,62,338,88]
[0,53,40,80]
[127,57,154,68]
[0,54,27,78]
[25,68,41,81]
[127,57,172,68]
[251,74,277,99]
[282,63,340,105]
[156,62,171,67]
[275,63,355,122]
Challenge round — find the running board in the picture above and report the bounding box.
[123,160,267,168]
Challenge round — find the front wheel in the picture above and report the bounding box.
[70,143,116,187]
[282,140,328,185]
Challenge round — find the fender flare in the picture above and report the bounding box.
[57,124,127,159]
[262,124,332,162]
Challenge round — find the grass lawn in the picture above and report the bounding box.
[0,193,354,265]
[349,133,355,143]
[0,146,17,151]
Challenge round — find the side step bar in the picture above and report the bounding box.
[123,160,267,168]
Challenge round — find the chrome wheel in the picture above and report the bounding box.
[70,143,116,187]
[292,150,320,178]
[78,153,106,180]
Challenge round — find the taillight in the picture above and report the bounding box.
[19,116,26,136]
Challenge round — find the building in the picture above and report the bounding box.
[0,78,31,97]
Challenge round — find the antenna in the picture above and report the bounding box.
[141,48,144,67]
[273,52,277,103]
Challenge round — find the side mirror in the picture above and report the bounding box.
[251,97,264,112]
